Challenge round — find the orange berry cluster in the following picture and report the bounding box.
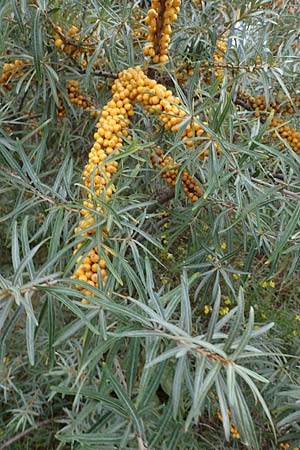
[280,442,299,450]
[246,93,300,117]
[57,91,66,118]
[73,65,220,302]
[175,38,227,85]
[217,410,240,440]
[150,147,202,202]
[239,93,300,154]
[73,67,143,302]
[66,80,99,117]
[270,117,300,154]
[202,39,227,83]
[280,444,290,450]
[132,70,220,156]
[213,39,227,79]
[54,25,105,67]
[144,0,181,63]
[132,7,146,46]
[57,80,99,119]
[0,59,26,90]
[106,66,219,157]
[175,63,195,83]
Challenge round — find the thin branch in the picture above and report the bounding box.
[134,188,175,243]
[0,416,66,450]
[0,165,78,212]
[78,67,118,80]
[234,98,253,111]
[114,356,128,393]
[177,338,229,365]
[136,433,148,450]
[250,177,300,200]
[147,187,175,213]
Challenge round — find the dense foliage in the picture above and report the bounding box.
[1,0,300,449]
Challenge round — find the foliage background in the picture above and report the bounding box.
[1,0,300,449]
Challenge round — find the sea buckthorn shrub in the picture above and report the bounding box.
[1,1,300,450]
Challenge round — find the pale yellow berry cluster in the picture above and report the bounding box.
[144,0,181,63]
[0,59,27,90]
[150,147,202,202]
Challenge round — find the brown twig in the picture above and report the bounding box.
[177,338,229,365]
[250,177,300,200]
[130,188,174,243]
[234,98,253,111]
[147,187,175,213]
[154,0,167,56]
[0,416,66,450]
[114,356,128,393]
[80,68,118,80]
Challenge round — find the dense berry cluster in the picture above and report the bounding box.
[246,94,300,117]
[72,67,142,302]
[144,0,181,63]
[270,117,300,154]
[240,93,300,154]
[57,80,99,118]
[0,59,26,90]
[66,80,99,117]
[150,147,202,202]
[73,65,219,302]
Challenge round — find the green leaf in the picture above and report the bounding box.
[49,290,101,335]
[104,365,144,435]
[32,9,43,83]
[26,314,36,365]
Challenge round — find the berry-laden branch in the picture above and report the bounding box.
[72,65,220,302]
[57,80,99,118]
[144,0,181,64]
[237,92,300,154]
[0,59,30,91]
[149,147,202,202]
[53,25,106,69]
